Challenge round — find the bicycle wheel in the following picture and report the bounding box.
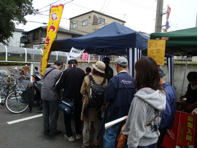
[0,93,6,105]
[6,90,28,114]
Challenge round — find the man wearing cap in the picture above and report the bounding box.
[157,68,176,147]
[103,57,113,82]
[56,59,85,142]
[103,57,135,148]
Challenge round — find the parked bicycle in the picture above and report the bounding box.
[5,78,31,114]
[0,68,31,114]
[0,69,15,105]
[1,67,43,114]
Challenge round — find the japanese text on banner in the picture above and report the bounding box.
[40,4,64,76]
[147,39,166,65]
[68,47,85,61]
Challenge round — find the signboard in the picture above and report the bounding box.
[162,111,196,148]
[147,39,166,65]
[68,47,84,60]
[40,4,64,76]
[82,53,88,61]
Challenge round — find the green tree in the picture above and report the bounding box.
[0,0,36,44]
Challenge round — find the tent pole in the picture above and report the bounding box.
[128,48,133,76]
[88,54,90,63]
[180,57,188,97]
[168,57,171,85]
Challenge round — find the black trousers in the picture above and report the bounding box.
[43,100,59,135]
[64,103,82,137]
[157,128,167,148]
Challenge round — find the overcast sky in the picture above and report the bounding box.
[16,0,197,33]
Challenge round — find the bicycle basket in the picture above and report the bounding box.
[17,80,30,91]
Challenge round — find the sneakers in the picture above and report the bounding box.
[64,135,75,142]
[75,134,82,140]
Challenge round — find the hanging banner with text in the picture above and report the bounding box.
[147,39,166,65]
[68,47,85,61]
[40,4,64,76]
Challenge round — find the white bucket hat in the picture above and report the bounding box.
[92,61,106,74]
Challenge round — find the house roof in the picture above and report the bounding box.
[15,28,24,32]
[23,26,83,36]
[69,10,126,23]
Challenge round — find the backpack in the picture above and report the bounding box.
[88,75,106,110]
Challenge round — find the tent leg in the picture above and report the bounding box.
[180,58,188,97]
[30,63,34,82]
[128,48,133,76]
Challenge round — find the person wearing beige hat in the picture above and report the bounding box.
[80,61,108,148]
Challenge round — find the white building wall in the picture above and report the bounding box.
[8,31,23,47]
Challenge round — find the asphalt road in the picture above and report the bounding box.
[0,104,86,148]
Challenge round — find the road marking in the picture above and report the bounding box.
[7,114,43,125]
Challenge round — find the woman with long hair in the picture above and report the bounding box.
[122,56,166,148]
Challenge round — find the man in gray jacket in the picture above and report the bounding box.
[41,60,63,136]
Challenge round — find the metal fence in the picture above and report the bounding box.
[0,45,68,64]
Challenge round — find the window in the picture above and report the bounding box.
[33,31,39,40]
[82,20,88,26]
[93,15,105,25]
[73,23,77,28]
[97,17,105,25]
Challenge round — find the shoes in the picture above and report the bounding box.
[49,130,62,136]
[75,134,82,140]
[64,135,75,142]
[91,140,99,148]
[37,107,43,113]
[82,144,90,148]
[44,129,50,135]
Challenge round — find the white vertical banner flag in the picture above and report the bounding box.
[68,47,85,60]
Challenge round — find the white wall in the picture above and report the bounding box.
[8,30,23,47]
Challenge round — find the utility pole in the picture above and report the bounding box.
[155,0,164,32]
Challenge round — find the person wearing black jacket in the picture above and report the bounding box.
[103,57,113,82]
[56,59,85,142]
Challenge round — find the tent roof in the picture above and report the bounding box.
[150,27,197,56]
[51,22,149,55]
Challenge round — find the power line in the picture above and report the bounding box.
[100,0,107,13]
[37,0,73,13]
[69,3,92,10]
[37,0,60,11]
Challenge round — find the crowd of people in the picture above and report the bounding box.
[40,56,197,148]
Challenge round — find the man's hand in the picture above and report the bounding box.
[166,129,175,140]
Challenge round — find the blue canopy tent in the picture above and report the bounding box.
[51,22,149,76]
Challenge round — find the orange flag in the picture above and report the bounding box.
[40,4,64,76]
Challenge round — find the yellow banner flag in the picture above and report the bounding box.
[147,39,166,65]
[40,4,64,76]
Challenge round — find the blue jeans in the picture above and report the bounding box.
[138,143,157,148]
[103,123,121,148]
